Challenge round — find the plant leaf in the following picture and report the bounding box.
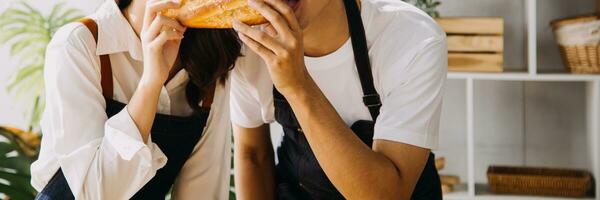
[6,64,43,92]
[50,8,82,30]
[10,37,40,56]
[0,184,36,200]
[8,71,43,101]
[0,28,28,44]
[0,171,34,192]
[47,3,66,24]
[0,143,16,156]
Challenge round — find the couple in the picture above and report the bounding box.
[31,0,448,199]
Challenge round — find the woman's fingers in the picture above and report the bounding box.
[233,21,286,54]
[148,29,184,53]
[143,0,182,30]
[261,0,301,32]
[247,0,294,40]
[143,15,185,42]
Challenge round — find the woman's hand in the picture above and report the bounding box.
[127,0,185,142]
[233,0,308,97]
[140,0,185,86]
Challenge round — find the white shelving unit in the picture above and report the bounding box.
[442,0,600,199]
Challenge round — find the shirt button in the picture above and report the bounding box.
[297,128,303,133]
[299,182,304,188]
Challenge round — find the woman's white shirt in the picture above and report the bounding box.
[30,1,232,199]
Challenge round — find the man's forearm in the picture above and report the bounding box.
[234,156,276,200]
[285,81,405,199]
[233,124,277,200]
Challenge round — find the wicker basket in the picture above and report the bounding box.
[552,15,600,74]
[487,166,593,198]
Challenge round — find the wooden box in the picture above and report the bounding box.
[436,17,504,72]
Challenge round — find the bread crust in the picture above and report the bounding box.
[163,0,267,28]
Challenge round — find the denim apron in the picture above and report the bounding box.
[274,0,443,199]
[35,18,213,200]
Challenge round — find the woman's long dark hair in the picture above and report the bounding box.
[118,0,241,113]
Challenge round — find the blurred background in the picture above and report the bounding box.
[1,0,599,200]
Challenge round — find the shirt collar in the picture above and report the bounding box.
[90,0,143,61]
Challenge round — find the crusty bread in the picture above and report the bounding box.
[163,0,267,28]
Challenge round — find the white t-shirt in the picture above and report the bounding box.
[230,0,447,149]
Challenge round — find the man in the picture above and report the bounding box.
[231,0,447,199]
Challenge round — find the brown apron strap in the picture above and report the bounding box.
[79,18,215,110]
[79,18,114,100]
[201,84,216,109]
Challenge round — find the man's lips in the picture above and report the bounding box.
[286,0,300,10]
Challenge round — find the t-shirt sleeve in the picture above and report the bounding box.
[373,38,447,150]
[229,60,268,128]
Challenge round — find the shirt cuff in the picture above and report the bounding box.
[373,126,439,150]
[105,106,167,165]
[231,118,265,129]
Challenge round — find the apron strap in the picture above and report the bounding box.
[201,83,216,109]
[78,18,215,109]
[79,18,114,100]
[342,0,382,121]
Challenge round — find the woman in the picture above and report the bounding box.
[231,0,445,199]
[30,0,240,199]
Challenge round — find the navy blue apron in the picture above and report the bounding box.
[35,18,214,200]
[274,0,443,199]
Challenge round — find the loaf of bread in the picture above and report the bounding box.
[163,0,267,28]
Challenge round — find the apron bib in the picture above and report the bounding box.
[274,0,443,199]
[35,18,214,200]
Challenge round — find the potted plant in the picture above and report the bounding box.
[0,2,83,131]
[0,1,82,199]
[403,0,441,17]
[0,127,39,200]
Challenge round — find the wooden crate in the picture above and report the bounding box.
[436,17,504,72]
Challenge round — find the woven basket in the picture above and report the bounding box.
[487,166,593,198]
[552,15,600,74]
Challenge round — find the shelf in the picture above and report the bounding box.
[446,195,595,200]
[444,184,595,200]
[443,0,600,199]
[447,72,600,82]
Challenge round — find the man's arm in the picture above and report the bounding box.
[233,124,276,200]
[285,82,430,200]
[232,0,445,198]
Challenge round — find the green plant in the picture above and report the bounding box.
[229,136,236,200]
[0,1,83,131]
[0,2,82,199]
[404,0,442,18]
[0,126,40,200]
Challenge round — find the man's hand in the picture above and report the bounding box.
[233,0,309,97]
